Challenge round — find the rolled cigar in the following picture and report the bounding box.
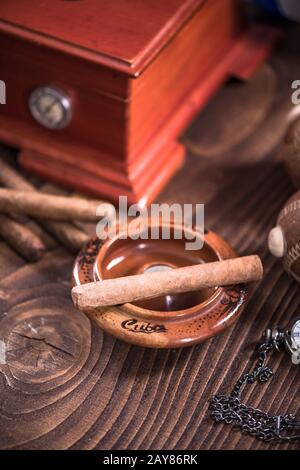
[72,255,263,311]
[0,214,45,261]
[0,188,103,221]
[40,182,90,251]
[0,151,35,191]
[41,219,88,252]
[0,153,89,252]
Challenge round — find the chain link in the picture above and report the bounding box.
[210,340,300,442]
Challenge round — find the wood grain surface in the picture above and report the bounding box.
[0,0,205,74]
[0,26,299,450]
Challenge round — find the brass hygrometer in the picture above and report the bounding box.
[29,86,72,130]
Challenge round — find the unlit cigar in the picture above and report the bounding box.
[0,188,104,222]
[0,153,89,252]
[72,255,263,311]
[0,214,45,261]
[39,184,90,252]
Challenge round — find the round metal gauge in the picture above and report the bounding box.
[291,319,300,347]
[29,86,72,130]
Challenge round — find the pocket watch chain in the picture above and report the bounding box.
[210,336,300,442]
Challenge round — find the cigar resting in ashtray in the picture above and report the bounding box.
[72,255,263,311]
[0,188,106,222]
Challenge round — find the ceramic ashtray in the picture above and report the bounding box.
[73,224,249,348]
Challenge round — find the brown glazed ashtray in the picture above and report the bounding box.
[73,224,248,348]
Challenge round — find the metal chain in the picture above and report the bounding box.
[210,340,300,442]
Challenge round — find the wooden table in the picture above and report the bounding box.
[0,25,299,450]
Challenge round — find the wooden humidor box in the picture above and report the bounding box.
[0,0,277,206]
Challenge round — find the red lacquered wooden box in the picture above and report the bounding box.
[0,0,277,206]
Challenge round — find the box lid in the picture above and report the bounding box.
[0,0,205,76]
